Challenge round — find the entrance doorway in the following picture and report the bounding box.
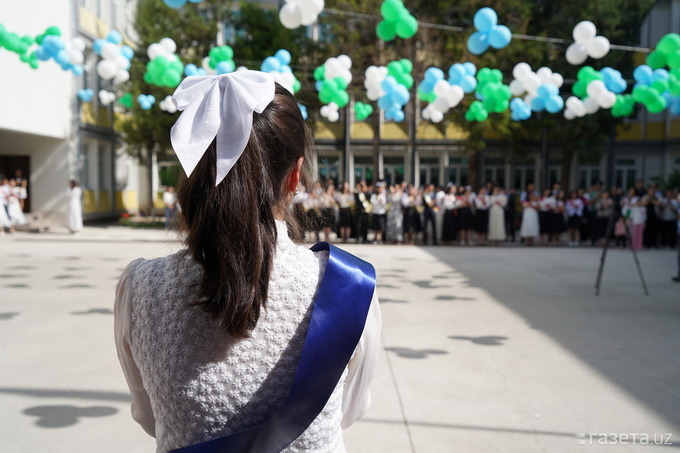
[0,155,30,212]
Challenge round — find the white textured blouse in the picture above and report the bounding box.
[114,221,381,453]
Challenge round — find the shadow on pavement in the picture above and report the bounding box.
[0,387,132,403]
[385,347,449,359]
[71,308,113,315]
[448,335,509,346]
[23,405,118,428]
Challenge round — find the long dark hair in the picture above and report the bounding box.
[178,84,313,338]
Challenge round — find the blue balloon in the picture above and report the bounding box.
[261,56,281,73]
[138,94,156,110]
[34,47,50,61]
[389,109,405,122]
[163,0,186,8]
[651,69,669,82]
[184,63,199,76]
[93,38,106,55]
[71,65,84,75]
[474,7,497,33]
[460,75,477,93]
[281,65,293,74]
[216,60,235,74]
[424,67,444,82]
[77,89,94,102]
[489,25,511,49]
[392,85,410,105]
[121,45,134,60]
[315,80,324,91]
[377,96,392,110]
[462,62,477,76]
[188,0,202,2]
[275,49,291,66]
[467,31,489,55]
[545,96,564,113]
[298,103,308,120]
[381,76,398,93]
[633,65,652,84]
[55,49,70,65]
[531,97,545,112]
[42,35,64,56]
[418,80,435,94]
[669,96,680,115]
[106,30,122,44]
[537,84,557,98]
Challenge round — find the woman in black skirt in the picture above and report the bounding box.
[334,181,353,243]
[538,189,554,246]
[552,190,567,245]
[370,183,388,243]
[441,185,457,244]
[319,183,337,242]
[401,184,420,245]
[457,186,475,245]
[474,187,489,245]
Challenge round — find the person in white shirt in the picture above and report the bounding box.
[67,180,83,233]
[473,187,489,246]
[488,186,507,245]
[566,191,584,247]
[334,182,354,243]
[370,183,388,243]
[163,186,178,229]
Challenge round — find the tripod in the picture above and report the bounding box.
[594,209,649,296]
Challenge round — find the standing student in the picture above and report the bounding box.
[163,186,178,229]
[319,183,337,243]
[421,184,437,245]
[354,181,370,244]
[401,184,420,245]
[457,186,475,245]
[593,191,614,246]
[67,180,83,234]
[386,184,403,244]
[441,185,457,245]
[474,187,489,246]
[566,191,584,247]
[370,183,388,243]
[115,75,380,452]
[659,190,678,249]
[520,192,540,246]
[335,182,354,243]
[487,186,507,245]
[538,189,554,246]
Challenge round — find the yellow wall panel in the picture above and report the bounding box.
[416,122,444,140]
[351,122,374,140]
[98,191,111,212]
[383,123,408,140]
[314,121,342,140]
[445,123,469,140]
[646,122,665,140]
[83,190,97,214]
[669,120,680,139]
[80,103,96,126]
[79,7,97,35]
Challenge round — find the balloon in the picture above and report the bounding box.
[465,101,488,122]
[298,103,308,120]
[573,21,596,44]
[97,60,118,79]
[163,0,186,8]
[160,95,178,114]
[77,89,94,102]
[106,30,122,44]
[160,37,177,54]
[98,90,116,106]
[381,0,405,22]
[279,3,303,29]
[376,19,397,41]
[566,43,588,65]
[118,93,134,109]
[121,45,134,60]
[93,38,105,55]
[467,31,489,55]
[275,49,292,65]
[489,25,511,49]
[114,70,130,83]
[396,15,418,39]
[587,36,610,59]
[473,7,497,33]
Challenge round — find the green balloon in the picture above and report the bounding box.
[208,45,234,69]
[657,33,680,55]
[313,65,325,81]
[396,15,418,39]
[466,101,488,122]
[612,95,635,117]
[381,0,405,22]
[647,95,667,113]
[651,78,669,93]
[293,78,301,93]
[418,89,437,103]
[668,51,680,69]
[646,51,668,69]
[399,58,413,74]
[118,93,134,109]
[45,26,61,36]
[335,91,350,108]
[376,19,397,41]
[355,102,374,121]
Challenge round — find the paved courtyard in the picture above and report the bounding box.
[0,226,678,452]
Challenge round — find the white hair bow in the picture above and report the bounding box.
[170,70,275,186]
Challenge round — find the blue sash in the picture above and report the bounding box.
[172,242,376,453]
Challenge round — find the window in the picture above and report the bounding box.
[354,155,373,185]
[419,156,440,187]
[318,155,340,182]
[446,157,468,186]
[383,156,405,185]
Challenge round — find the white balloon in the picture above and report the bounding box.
[510,79,525,96]
[279,2,303,29]
[564,108,576,120]
[433,80,450,98]
[448,85,464,106]
[320,105,330,117]
[160,95,178,113]
[71,37,86,52]
[433,97,449,113]
[586,80,606,98]
[566,96,586,116]
[536,67,553,83]
[550,73,564,88]
[101,42,120,60]
[337,54,352,70]
[328,111,339,122]
[160,37,177,54]
[114,54,129,69]
[598,91,616,109]
[68,49,84,65]
[98,90,116,106]
[114,69,130,84]
[524,93,537,107]
[513,62,532,81]
[573,21,597,44]
[300,0,320,26]
[324,58,343,79]
[310,0,324,14]
[583,96,600,114]
[587,36,610,59]
[147,43,165,60]
[566,42,588,65]
[421,106,432,120]
[96,60,118,79]
[201,57,213,73]
[523,74,541,95]
[430,109,444,123]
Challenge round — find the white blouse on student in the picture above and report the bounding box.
[114,220,381,453]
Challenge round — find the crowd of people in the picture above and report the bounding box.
[0,172,28,233]
[291,178,680,250]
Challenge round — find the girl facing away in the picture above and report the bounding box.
[114,73,381,453]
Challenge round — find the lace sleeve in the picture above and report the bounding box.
[114,258,156,437]
[340,290,382,429]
